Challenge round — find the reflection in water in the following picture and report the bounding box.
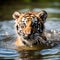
[16,49,60,60]
[18,51,42,60]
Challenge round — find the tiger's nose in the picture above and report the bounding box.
[23,26,32,35]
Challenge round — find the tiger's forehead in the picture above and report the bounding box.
[23,12,37,17]
[18,12,38,22]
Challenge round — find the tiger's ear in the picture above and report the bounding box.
[37,10,47,22]
[12,11,20,20]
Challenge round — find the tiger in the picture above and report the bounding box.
[12,10,48,50]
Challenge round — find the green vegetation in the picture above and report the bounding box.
[0,0,60,4]
[0,0,60,20]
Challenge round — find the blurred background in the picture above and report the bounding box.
[0,0,60,20]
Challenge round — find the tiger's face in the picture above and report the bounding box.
[13,10,47,39]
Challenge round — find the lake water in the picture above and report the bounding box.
[0,2,60,60]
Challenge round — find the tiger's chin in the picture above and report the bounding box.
[17,32,47,44]
[15,32,48,51]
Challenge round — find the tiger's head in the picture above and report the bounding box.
[13,10,47,40]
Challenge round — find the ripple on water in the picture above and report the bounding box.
[0,48,19,58]
[40,48,59,55]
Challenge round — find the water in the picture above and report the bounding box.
[0,2,60,60]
